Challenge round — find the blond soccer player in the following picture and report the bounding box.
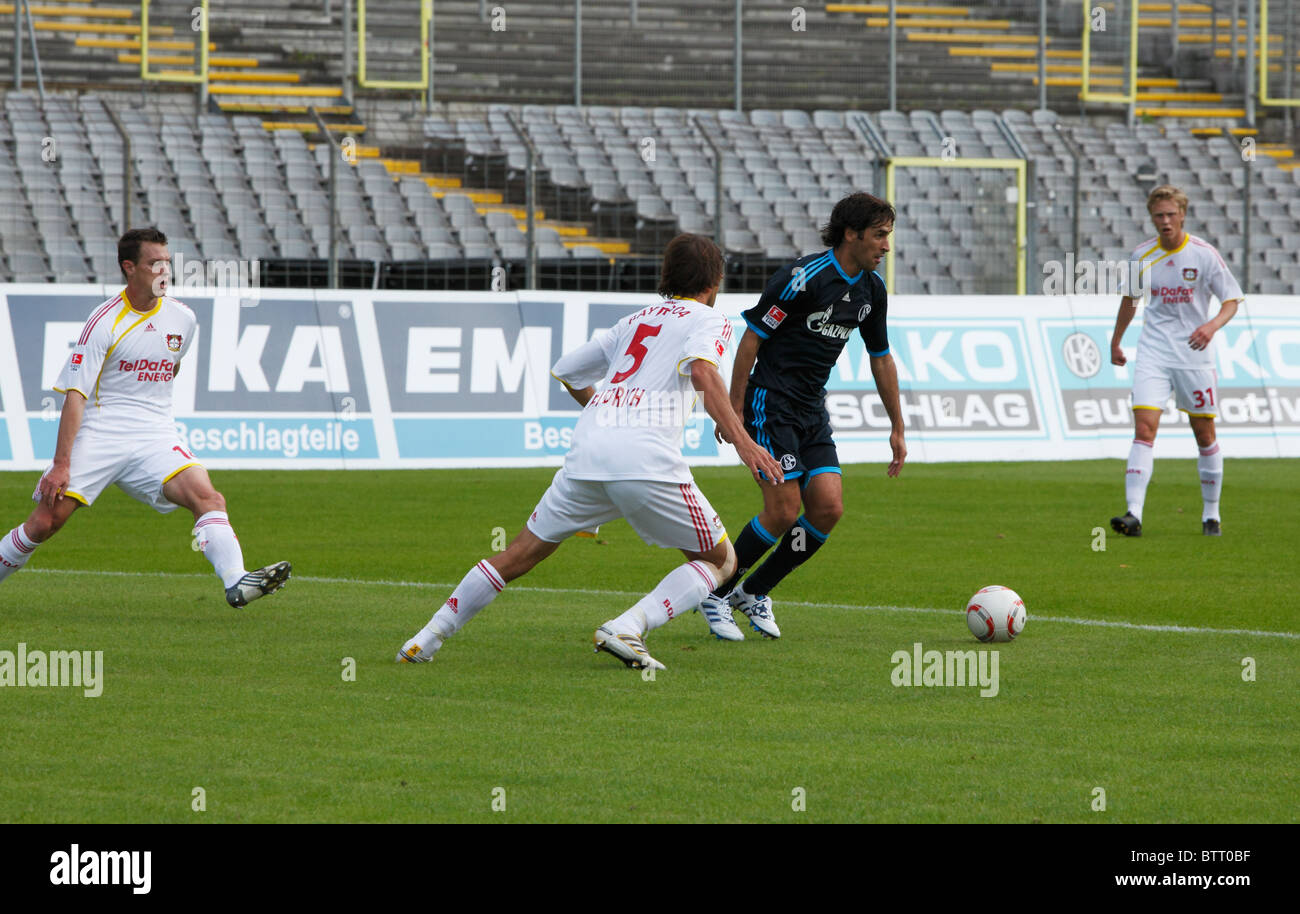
[0,228,291,605]
[1109,186,1243,537]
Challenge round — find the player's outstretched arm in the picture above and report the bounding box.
[691,359,783,486]
[39,392,86,507]
[1111,296,1138,366]
[869,353,907,477]
[1189,298,1239,352]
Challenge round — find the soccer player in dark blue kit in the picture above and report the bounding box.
[700,192,906,640]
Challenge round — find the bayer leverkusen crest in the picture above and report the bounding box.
[1183,267,1198,281]
[166,333,182,352]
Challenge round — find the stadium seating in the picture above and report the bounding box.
[2,86,1300,293]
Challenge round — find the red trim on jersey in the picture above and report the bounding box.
[477,560,504,592]
[9,529,33,555]
[1189,237,1230,273]
[679,483,709,551]
[687,561,716,592]
[79,297,122,345]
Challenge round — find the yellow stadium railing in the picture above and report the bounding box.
[1259,0,1300,107]
[1080,0,1139,104]
[357,0,431,90]
[140,0,208,85]
[884,157,1028,295]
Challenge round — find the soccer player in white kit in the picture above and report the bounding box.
[0,228,291,605]
[1109,186,1243,536]
[397,234,784,671]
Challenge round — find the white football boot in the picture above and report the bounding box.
[696,593,744,641]
[397,620,454,663]
[225,561,292,608]
[729,589,781,639]
[593,623,665,671]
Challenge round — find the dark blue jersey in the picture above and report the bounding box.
[741,249,890,409]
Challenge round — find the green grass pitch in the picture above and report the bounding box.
[0,459,1295,823]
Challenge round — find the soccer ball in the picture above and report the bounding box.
[965,586,1026,643]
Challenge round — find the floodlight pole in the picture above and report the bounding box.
[104,101,133,233]
[1231,0,1240,76]
[575,0,583,106]
[695,116,724,250]
[1038,0,1046,110]
[1287,0,1295,143]
[888,0,897,111]
[505,111,538,290]
[21,0,44,102]
[311,107,340,288]
[734,0,743,113]
[342,0,352,96]
[12,0,21,90]
[426,6,435,111]
[1243,0,1256,295]
[1245,0,1256,125]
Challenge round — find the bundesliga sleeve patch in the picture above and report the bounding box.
[70,353,83,368]
[762,306,787,329]
[715,339,726,358]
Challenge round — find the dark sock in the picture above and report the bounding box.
[742,515,829,597]
[711,515,780,596]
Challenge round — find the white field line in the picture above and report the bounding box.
[27,567,1300,641]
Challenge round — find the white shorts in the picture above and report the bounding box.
[34,430,202,514]
[526,468,727,552]
[1132,361,1219,418]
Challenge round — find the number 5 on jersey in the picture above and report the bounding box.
[610,324,662,384]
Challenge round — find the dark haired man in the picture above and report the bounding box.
[699,192,905,640]
[397,233,784,671]
[0,228,291,607]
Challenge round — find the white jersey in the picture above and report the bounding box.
[53,291,197,434]
[1121,233,1243,369]
[551,298,732,483]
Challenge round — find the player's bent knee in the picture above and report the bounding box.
[25,504,75,543]
[763,507,800,535]
[712,540,737,584]
[199,490,227,514]
[685,540,733,588]
[812,501,844,530]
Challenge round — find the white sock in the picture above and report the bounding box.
[611,561,717,635]
[1125,438,1154,521]
[0,524,39,584]
[1198,442,1223,521]
[193,511,246,588]
[424,559,505,639]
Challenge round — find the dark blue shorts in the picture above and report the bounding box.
[743,385,840,486]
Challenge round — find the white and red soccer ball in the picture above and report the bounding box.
[965,586,1026,643]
